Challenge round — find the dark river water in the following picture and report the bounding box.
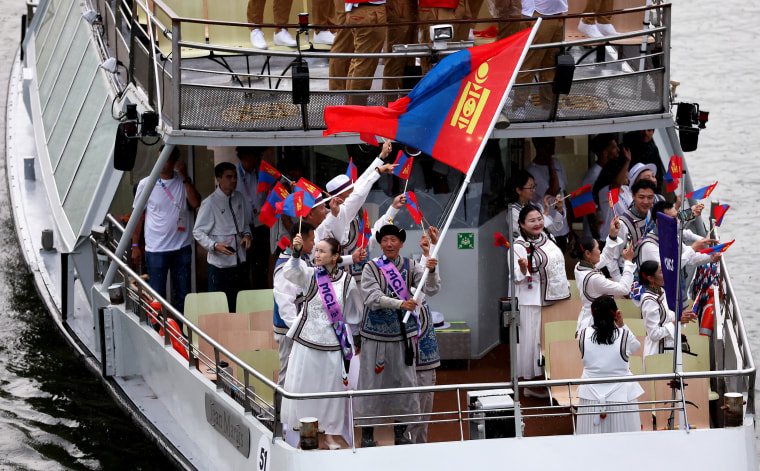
[0,0,756,469]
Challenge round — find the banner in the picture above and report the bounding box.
[657,211,679,313]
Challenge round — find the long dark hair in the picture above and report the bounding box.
[590,296,619,345]
[570,235,597,261]
[510,170,535,203]
[320,237,343,265]
[592,158,628,206]
[639,260,659,286]
[518,203,557,244]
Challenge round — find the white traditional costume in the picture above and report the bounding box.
[639,287,677,363]
[513,231,570,379]
[509,201,564,239]
[577,326,644,434]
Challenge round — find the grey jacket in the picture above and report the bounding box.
[193,187,251,268]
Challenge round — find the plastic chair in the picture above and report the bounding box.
[249,311,274,332]
[543,320,578,378]
[236,349,280,406]
[644,353,709,430]
[684,335,719,401]
[542,299,582,324]
[237,289,275,313]
[220,330,278,353]
[547,340,582,406]
[183,292,230,349]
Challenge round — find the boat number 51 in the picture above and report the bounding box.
[257,436,271,471]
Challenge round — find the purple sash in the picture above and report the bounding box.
[374,257,419,331]
[315,268,353,361]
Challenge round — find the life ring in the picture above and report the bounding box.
[699,289,715,337]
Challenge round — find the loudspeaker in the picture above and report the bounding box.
[553,53,575,95]
[292,59,310,105]
[113,123,138,171]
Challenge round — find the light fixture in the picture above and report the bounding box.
[430,24,454,51]
[100,57,118,73]
[83,9,100,25]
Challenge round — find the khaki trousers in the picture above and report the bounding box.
[383,0,417,91]
[581,0,613,24]
[346,3,387,104]
[247,0,293,32]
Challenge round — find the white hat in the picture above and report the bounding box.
[326,174,352,196]
[432,311,450,330]
[628,162,657,185]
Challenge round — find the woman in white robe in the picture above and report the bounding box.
[572,216,635,333]
[577,296,644,434]
[513,204,570,397]
[282,235,363,449]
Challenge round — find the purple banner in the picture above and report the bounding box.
[657,211,679,314]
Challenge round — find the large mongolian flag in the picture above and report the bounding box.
[323,28,534,174]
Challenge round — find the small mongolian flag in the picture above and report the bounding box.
[699,239,735,255]
[277,191,315,218]
[569,184,596,218]
[663,155,682,193]
[493,232,509,249]
[258,182,289,227]
[607,188,619,209]
[295,178,323,199]
[277,235,291,251]
[685,181,718,200]
[360,133,379,147]
[405,191,423,225]
[346,157,358,183]
[714,204,730,227]
[393,150,414,180]
[257,161,281,193]
[357,209,371,249]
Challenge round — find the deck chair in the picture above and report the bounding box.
[237,289,275,313]
[183,292,230,348]
[236,349,280,406]
[543,320,578,378]
[154,0,208,58]
[645,353,709,430]
[546,339,583,406]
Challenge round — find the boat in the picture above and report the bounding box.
[7,0,756,468]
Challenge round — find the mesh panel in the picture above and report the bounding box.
[178,70,665,131]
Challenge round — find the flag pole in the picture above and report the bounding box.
[402,18,542,324]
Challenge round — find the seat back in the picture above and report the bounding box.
[237,289,275,313]
[617,298,641,319]
[645,353,708,429]
[249,310,274,332]
[547,339,582,406]
[235,349,280,406]
[543,320,578,377]
[625,318,646,336]
[184,292,230,347]
[197,312,251,369]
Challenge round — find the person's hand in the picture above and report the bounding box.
[609,215,621,239]
[691,238,718,252]
[400,299,418,311]
[241,234,252,250]
[377,163,396,174]
[174,159,188,180]
[329,196,342,216]
[427,226,439,245]
[392,193,406,209]
[710,252,722,263]
[131,245,142,266]
[518,256,528,275]
[692,203,704,217]
[352,247,367,264]
[680,310,698,324]
[614,310,624,328]
[420,233,430,256]
[542,195,554,215]
[621,145,631,161]
[215,242,234,255]
[622,241,634,262]
[674,194,682,210]
[426,257,438,272]
[292,233,303,252]
[379,140,392,159]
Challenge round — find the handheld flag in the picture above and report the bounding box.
[357,209,371,249]
[277,191,315,218]
[607,188,619,209]
[663,155,682,193]
[685,181,718,200]
[346,158,358,183]
[277,235,291,251]
[360,133,379,147]
[257,161,281,193]
[393,150,414,179]
[323,28,535,174]
[259,182,290,227]
[494,232,509,249]
[714,204,730,227]
[405,191,423,225]
[569,184,596,218]
[699,239,735,255]
[295,178,323,199]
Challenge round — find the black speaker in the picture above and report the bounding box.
[552,53,576,95]
[113,122,138,171]
[678,126,699,152]
[292,59,310,105]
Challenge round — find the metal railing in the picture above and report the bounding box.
[93,0,673,132]
[92,212,755,449]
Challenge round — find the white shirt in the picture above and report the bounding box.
[235,163,267,228]
[134,171,193,252]
[522,0,568,16]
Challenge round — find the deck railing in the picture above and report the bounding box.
[93,213,755,449]
[94,0,672,134]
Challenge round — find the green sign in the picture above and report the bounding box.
[457,232,475,250]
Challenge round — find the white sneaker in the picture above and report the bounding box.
[468,28,475,41]
[596,23,619,37]
[250,28,268,50]
[313,30,335,45]
[273,29,297,47]
[577,19,602,38]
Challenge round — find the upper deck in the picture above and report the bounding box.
[87,0,672,142]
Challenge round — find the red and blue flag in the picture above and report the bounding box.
[346,157,358,183]
[393,150,414,179]
[699,239,735,255]
[663,155,682,193]
[357,209,371,249]
[685,181,718,200]
[295,178,323,199]
[607,188,619,209]
[277,235,291,251]
[360,133,379,147]
[259,182,290,227]
[569,184,596,218]
[405,191,423,225]
[714,204,730,227]
[257,161,281,193]
[323,28,534,174]
[494,232,509,249]
[277,191,315,218]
